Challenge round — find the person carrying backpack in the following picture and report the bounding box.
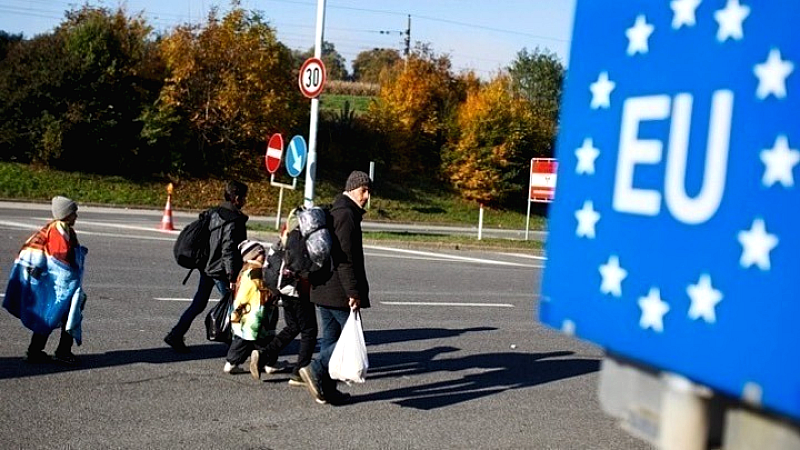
[299,170,372,405]
[165,181,249,353]
[249,209,321,385]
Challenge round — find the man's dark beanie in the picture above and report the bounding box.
[345,170,372,192]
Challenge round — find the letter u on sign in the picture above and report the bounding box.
[613,90,733,224]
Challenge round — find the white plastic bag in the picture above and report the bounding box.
[328,310,368,383]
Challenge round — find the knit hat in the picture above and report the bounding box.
[238,239,264,261]
[51,196,78,220]
[344,170,372,192]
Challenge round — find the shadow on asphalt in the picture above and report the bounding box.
[364,326,496,345]
[359,336,597,410]
[0,343,230,379]
[0,326,598,412]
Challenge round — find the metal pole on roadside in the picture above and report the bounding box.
[303,0,326,209]
[367,161,375,210]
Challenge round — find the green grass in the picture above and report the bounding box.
[319,94,373,115]
[0,162,547,248]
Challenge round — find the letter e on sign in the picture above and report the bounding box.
[298,57,327,99]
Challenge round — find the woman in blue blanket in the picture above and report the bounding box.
[3,196,87,365]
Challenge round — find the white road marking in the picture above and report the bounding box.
[366,245,537,268]
[155,297,221,302]
[381,301,514,308]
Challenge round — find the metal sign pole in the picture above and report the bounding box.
[525,158,532,240]
[303,0,326,209]
[276,186,284,230]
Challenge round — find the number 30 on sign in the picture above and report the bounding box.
[298,57,327,99]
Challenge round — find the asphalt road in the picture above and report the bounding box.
[0,203,650,449]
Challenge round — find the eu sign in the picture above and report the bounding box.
[540,1,799,420]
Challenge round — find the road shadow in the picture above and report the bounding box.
[355,347,599,410]
[364,326,496,346]
[0,326,495,379]
[0,343,230,379]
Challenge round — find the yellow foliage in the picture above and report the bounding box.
[158,7,303,152]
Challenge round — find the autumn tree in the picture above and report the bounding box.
[442,74,537,206]
[351,48,400,83]
[368,44,464,175]
[154,5,304,176]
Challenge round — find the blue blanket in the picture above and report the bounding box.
[3,245,87,344]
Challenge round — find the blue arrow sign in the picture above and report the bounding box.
[285,135,307,178]
[540,1,800,420]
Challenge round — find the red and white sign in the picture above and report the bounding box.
[529,158,558,203]
[298,57,327,98]
[265,133,284,174]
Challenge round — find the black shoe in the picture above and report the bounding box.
[23,350,51,364]
[164,333,190,353]
[53,352,80,366]
[298,366,326,404]
[324,389,352,406]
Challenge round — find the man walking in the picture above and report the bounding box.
[165,180,249,353]
[300,170,372,405]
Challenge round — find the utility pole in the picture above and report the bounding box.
[404,14,411,57]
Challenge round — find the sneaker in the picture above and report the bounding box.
[249,350,260,380]
[263,360,289,374]
[23,350,51,364]
[298,366,326,404]
[224,362,245,374]
[53,352,80,366]
[164,333,190,353]
[287,373,305,386]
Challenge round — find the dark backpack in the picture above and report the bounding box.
[173,208,232,284]
[282,205,333,276]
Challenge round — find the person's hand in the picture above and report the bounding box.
[348,297,360,311]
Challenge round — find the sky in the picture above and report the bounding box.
[0,0,576,77]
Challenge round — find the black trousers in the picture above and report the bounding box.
[258,295,318,376]
[226,335,272,365]
[28,326,72,355]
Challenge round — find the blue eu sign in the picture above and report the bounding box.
[540,1,799,420]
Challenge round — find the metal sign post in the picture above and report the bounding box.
[303,0,327,209]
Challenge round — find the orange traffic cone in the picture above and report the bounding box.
[159,184,175,231]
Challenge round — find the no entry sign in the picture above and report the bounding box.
[265,133,283,174]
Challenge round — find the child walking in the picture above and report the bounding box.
[3,196,88,365]
[223,240,284,374]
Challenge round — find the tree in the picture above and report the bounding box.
[442,74,536,206]
[0,6,164,175]
[351,48,400,83]
[0,31,22,61]
[368,44,464,175]
[507,47,564,128]
[155,5,304,176]
[298,41,348,80]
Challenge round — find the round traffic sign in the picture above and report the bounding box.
[298,57,327,98]
[265,133,284,174]
[285,135,307,178]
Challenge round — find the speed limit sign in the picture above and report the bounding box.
[298,57,327,98]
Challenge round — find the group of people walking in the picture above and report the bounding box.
[3,170,373,407]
